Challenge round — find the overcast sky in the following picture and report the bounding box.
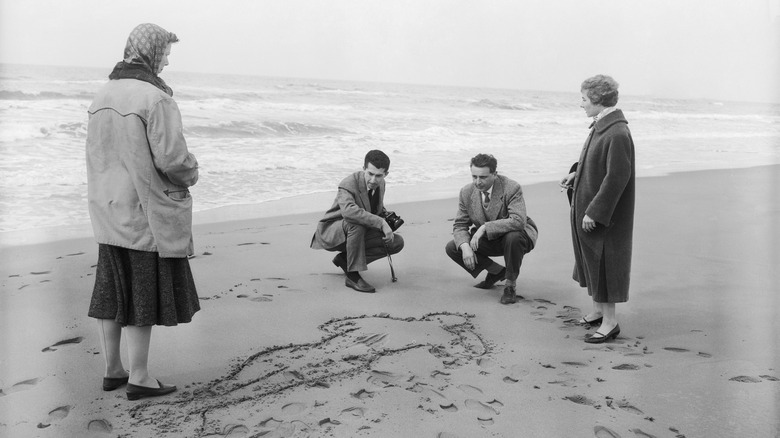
[1,0,778,103]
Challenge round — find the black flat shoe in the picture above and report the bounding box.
[475,267,506,289]
[126,380,177,401]
[102,376,129,391]
[580,315,603,326]
[584,324,620,344]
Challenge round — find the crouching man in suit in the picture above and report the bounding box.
[310,150,404,293]
[445,153,538,304]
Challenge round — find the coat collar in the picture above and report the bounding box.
[593,109,627,134]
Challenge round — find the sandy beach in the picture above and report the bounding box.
[1,165,778,438]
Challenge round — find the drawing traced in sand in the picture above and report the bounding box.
[127,312,491,437]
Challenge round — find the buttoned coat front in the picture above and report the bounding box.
[310,171,386,250]
[452,175,538,248]
[570,109,635,302]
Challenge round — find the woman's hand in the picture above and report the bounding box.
[559,172,575,190]
[582,214,597,232]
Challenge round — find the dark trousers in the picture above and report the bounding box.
[331,221,404,272]
[445,230,533,281]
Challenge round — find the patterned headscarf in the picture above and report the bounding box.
[109,23,178,96]
[123,23,179,73]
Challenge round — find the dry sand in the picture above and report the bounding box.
[1,166,778,438]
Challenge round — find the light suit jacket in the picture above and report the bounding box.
[453,175,538,248]
[310,171,386,249]
[86,79,199,257]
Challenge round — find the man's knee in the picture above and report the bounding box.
[504,231,532,252]
[388,234,404,255]
[343,221,367,237]
[445,240,460,259]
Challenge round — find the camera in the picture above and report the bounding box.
[381,211,404,231]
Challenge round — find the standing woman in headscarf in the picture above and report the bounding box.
[86,23,200,400]
[559,74,635,344]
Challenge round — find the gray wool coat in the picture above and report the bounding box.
[571,109,635,303]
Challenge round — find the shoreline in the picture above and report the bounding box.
[1,163,775,249]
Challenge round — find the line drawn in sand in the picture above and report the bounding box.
[128,312,491,437]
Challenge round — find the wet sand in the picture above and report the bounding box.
[1,165,778,437]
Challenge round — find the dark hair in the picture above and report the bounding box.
[581,74,619,107]
[470,154,497,173]
[364,149,390,172]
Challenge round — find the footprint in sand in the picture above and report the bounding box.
[561,361,588,368]
[663,347,689,353]
[350,388,375,399]
[437,432,462,438]
[464,399,498,416]
[564,395,599,408]
[759,375,779,381]
[281,402,306,415]
[616,400,644,415]
[729,375,762,383]
[42,336,84,352]
[4,377,40,395]
[249,296,273,302]
[30,271,51,275]
[503,364,530,383]
[630,428,658,438]
[457,384,483,397]
[440,403,458,412]
[37,405,70,428]
[87,419,112,434]
[594,425,622,437]
[612,363,640,371]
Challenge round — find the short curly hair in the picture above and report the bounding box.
[581,75,619,107]
[470,154,497,173]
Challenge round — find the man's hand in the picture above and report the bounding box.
[470,225,486,251]
[582,214,596,232]
[381,221,395,244]
[460,243,477,271]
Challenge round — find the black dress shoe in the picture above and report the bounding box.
[475,267,506,289]
[584,324,620,344]
[500,285,518,304]
[332,253,348,274]
[580,315,603,326]
[345,276,376,293]
[102,376,129,391]
[126,380,177,401]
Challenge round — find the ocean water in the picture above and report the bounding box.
[1,63,778,236]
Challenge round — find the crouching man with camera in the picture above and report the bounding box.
[310,150,404,293]
[445,154,538,304]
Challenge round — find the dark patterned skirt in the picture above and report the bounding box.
[88,244,200,326]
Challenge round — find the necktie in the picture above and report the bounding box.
[483,191,490,208]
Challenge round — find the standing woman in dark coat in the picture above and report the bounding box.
[86,23,200,400]
[560,75,635,343]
